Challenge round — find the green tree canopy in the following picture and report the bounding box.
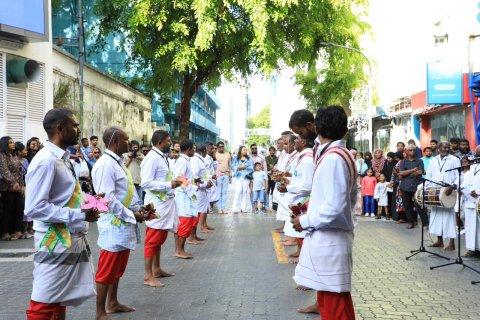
[247,105,271,147]
[94,0,369,140]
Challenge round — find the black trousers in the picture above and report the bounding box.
[0,191,24,234]
[402,190,428,225]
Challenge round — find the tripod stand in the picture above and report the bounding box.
[406,178,449,261]
[430,165,480,280]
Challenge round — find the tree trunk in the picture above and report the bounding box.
[179,75,193,142]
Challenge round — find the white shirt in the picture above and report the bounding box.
[275,150,290,172]
[173,154,195,196]
[462,164,480,208]
[191,153,208,189]
[425,154,460,190]
[92,150,139,225]
[286,148,314,199]
[168,157,177,169]
[25,141,86,233]
[300,141,356,231]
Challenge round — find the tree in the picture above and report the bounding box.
[247,105,271,146]
[94,0,369,141]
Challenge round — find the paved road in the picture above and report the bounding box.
[1,199,480,319]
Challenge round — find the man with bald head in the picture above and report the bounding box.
[462,145,480,256]
[92,127,147,320]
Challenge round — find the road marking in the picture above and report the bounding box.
[0,249,35,262]
[271,231,288,264]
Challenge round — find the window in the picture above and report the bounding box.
[139,110,144,122]
[430,109,465,141]
[434,34,448,46]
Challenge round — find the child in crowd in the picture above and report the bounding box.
[251,162,268,214]
[374,173,390,220]
[361,168,377,217]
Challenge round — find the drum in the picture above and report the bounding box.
[414,187,457,208]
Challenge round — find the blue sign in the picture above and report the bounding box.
[427,62,463,105]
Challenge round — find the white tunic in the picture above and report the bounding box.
[92,150,140,252]
[141,146,178,231]
[276,151,298,221]
[205,154,220,203]
[294,140,356,293]
[374,182,389,206]
[283,148,314,238]
[25,141,95,306]
[173,154,197,217]
[461,164,480,250]
[191,153,210,213]
[426,154,460,239]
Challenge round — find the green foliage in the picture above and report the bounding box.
[247,105,270,129]
[93,0,369,138]
[53,80,73,109]
[247,135,271,147]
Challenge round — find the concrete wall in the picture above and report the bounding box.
[52,47,155,147]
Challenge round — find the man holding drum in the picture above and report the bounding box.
[426,142,460,251]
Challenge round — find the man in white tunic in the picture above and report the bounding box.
[426,142,460,251]
[274,132,293,223]
[173,140,197,259]
[204,142,218,231]
[141,130,181,287]
[25,108,99,320]
[92,127,146,320]
[461,145,480,255]
[277,136,314,262]
[293,106,356,320]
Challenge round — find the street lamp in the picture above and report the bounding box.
[319,42,373,151]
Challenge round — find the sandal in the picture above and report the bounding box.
[1,233,11,241]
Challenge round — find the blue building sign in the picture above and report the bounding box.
[427,62,463,105]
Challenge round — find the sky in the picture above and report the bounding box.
[215,0,480,148]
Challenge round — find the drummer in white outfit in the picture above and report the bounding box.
[190,145,213,244]
[141,130,181,287]
[25,109,99,320]
[426,142,460,251]
[292,106,356,320]
[462,145,480,255]
[277,136,314,261]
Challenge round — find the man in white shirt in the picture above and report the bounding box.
[463,145,480,256]
[92,127,146,320]
[25,108,99,320]
[173,140,197,259]
[124,140,144,204]
[273,132,294,226]
[204,142,218,230]
[141,130,181,287]
[293,106,356,319]
[426,142,460,251]
[250,144,268,211]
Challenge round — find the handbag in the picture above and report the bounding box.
[245,172,253,180]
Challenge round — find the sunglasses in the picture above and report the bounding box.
[93,152,100,154]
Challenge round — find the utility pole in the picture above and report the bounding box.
[77,0,84,133]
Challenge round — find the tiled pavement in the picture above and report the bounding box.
[1,205,480,319]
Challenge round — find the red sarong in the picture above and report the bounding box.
[177,217,194,238]
[317,291,355,320]
[26,300,66,320]
[144,227,168,258]
[95,249,130,285]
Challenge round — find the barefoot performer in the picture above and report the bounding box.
[173,140,197,258]
[92,127,146,320]
[204,142,219,231]
[25,108,99,320]
[293,106,357,320]
[190,144,213,244]
[141,130,181,286]
[277,136,314,263]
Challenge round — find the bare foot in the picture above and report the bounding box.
[288,251,300,258]
[96,314,111,320]
[206,226,215,230]
[143,277,165,287]
[289,257,299,264]
[444,244,455,251]
[200,228,213,233]
[429,242,444,248]
[195,236,206,241]
[187,239,204,245]
[106,303,136,313]
[295,285,312,291]
[174,252,193,259]
[153,269,175,277]
[297,303,319,314]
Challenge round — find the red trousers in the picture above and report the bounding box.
[144,227,168,258]
[95,249,130,285]
[317,291,355,320]
[177,217,194,238]
[26,300,66,320]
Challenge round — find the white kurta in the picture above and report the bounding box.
[462,164,480,250]
[426,154,460,240]
[25,142,95,306]
[141,146,178,232]
[374,182,389,206]
[205,154,220,203]
[274,151,295,221]
[294,140,356,293]
[92,150,140,252]
[173,154,197,217]
[191,153,210,213]
[283,148,314,238]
